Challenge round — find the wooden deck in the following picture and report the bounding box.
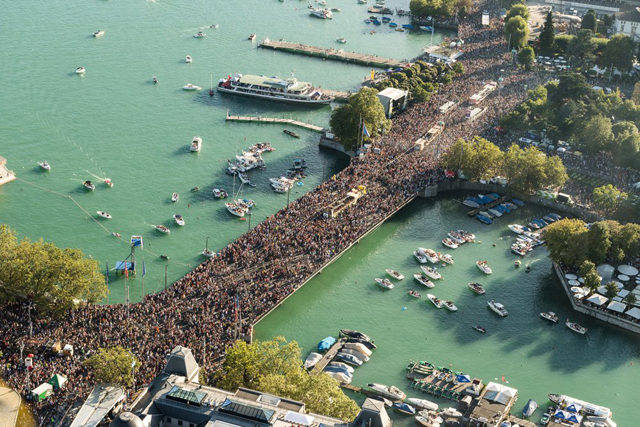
[309,338,346,375]
[259,39,406,68]
[226,114,325,132]
[467,195,509,216]
[405,361,482,401]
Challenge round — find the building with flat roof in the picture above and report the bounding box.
[376,88,408,118]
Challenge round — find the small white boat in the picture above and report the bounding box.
[421,266,442,280]
[193,31,206,38]
[427,294,443,309]
[83,180,95,191]
[438,253,454,265]
[540,312,558,323]
[337,37,347,44]
[414,273,435,288]
[212,188,228,199]
[340,348,370,362]
[39,161,51,171]
[414,416,439,427]
[566,321,587,334]
[96,211,112,219]
[476,260,492,274]
[202,248,216,258]
[441,238,458,249]
[407,398,438,412]
[183,83,201,91]
[375,278,394,289]
[171,192,179,203]
[326,370,352,384]
[185,55,192,63]
[343,342,372,357]
[443,300,458,312]
[173,214,185,226]
[440,408,462,417]
[488,300,508,317]
[226,202,247,217]
[93,30,104,37]
[190,136,202,152]
[155,224,170,234]
[468,282,485,295]
[367,383,406,401]
[304,352,322,369]
[508,224,525,234]
[414,251,429,264]
[488,208,502,217]
[209,24,219,29]
[418,248,439,263]
[76,67,85,74]
[248,34,257,41]
[358,0,367,3]
[408,290,421,298]
[386,269,404,280]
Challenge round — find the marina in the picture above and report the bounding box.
[405,361,483,402]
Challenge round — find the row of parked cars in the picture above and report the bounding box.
[517,132,575,154]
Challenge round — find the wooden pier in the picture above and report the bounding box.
[405,361,483,402]
[340,384,402,401]
[466,195,509,217]
[226,113,325,133]
[259,39,407,69]
[309,338,346,375]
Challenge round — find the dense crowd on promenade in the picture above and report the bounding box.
[0,4,558,425]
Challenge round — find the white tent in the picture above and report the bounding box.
[617,289,630,298]
[483,382,517,405]
[607,301,626,313]
[284,412,314,426]
[587,294,608,306]
[626,307,640,319]
[597,264,615,282]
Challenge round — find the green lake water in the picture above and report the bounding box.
[256,196,640,426]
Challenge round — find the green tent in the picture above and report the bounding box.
[48,373,68,389]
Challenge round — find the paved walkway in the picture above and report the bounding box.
[0,386,20,427]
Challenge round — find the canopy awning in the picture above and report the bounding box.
[626,307,640,319]
[618,265,638,276]
[49,373,68,389]
[284,411,314,426]
[565,403,582,413]
[607,301,626,313]
[586,294,608,306]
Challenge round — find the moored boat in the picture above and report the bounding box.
[202,248,216,258]
[173,214,185,226]
[367,383,406,400]
[407,398,438,412]
[339,329,371,342]
[393,402,416,415]
[304,352,322,369]
[386,269,404,280]
[171,192,179,203]
[155,224,170,234]
[190,136,202,152]
[408,289,421,298]
[421,266,442,280]
[340,348,370,362]
[414,251,429,264]
[566,321,587,334]
[414,273,435,288]
[96,211,112,219]
[488,300,508,317]
[427,294,443,309]
[337,38,347,44]
[375,278,394,289]
[522,399,538,418]
[468,282,485,295]
[343,342,372,357]
[438,253,454,265]
[328,361,355,374]
[335,352,363,366]
[443,300,457,312]
[414,416,439,427]
[186,55,192,63]
[476,260,492,274]
[93,30,104,37]
[83,180,95,191]
[284,129,300,138]
[212,188,229,199]
[183,83,201,91]
[226,202,247,217]
[325,370,351,384]
[76,67,85,74]
[540,312,559,323]
[418,248,439,263]
[441,238,458,249]
[472,325,486,333]
[39,161,51,171]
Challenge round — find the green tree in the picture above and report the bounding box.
[517,46,536,70]
[568,29,596,63]
[581,9,597,32]
[329,88,391,151]
[603,14,613,27]
[442,137,503,181]
[593,184,628,215]
[625,293,637,306]
[587,222,611,264]
[604,281,620,299]
[216,338,359,420]
[412,86,432,103]
[539,11,556,55]
[506,4,530,21]
[551,72,592,104]
[452,62,465,74]
[410,0,442,17]
[578,115,612,153]
[583,265,602,293]
[602,35,636,72]
[631,82,640,105]
[83,346,139,387]
[0,225,108,316]
[613,133,640,167]
[442,138,473,172]
[502,144,567,195]
[545,219,589,267]
[505,16,530,49]
[502,0,525,8]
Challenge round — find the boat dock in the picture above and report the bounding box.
[0,386,21,427]
[466,195,509,216]
[226,113,325,133]
[321,89,352,102]
[405,361,483,401]
[259,39,407,68]
[309,338,346,375]
[340,384,402,401]
[0,156,16,187]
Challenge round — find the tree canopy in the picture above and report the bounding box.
[0,225,108,316]
[539,11,556,55]
[502,144,568,195]
[506,4,529,21]
[517,46,535,70]
[601,35,636,72]
[578,115,612,153]
[505,16,529,49]
[568,29,596,64]
[580,9,597,32]
[409,0,467,17]
[215,337,360,421]
[593,184,628,215]
[83,346,139,387]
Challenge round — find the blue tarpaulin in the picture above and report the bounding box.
[115,261,135,271]
[456,374,471,383]
[318,336,336,352]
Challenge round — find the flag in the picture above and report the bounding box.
[501,375,506,382]
[142,260,146,277]
[124,260,128,279]
[363,123,371,138]
[106,262,109,286]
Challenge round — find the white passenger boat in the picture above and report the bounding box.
[96,211,112,219]
[421,266,442,280]
[218,73,334,105]
[476,260,492,274]
[414,251,429,264]
[193,31,206,38]
[173,214,185,226]
[76,67,86,74]
[375,278,394,290]
[183,83,201,91]
[427,294,444,309]
[304,352,322,369]
[488,300,508,317]
[39,161,51,171]
[441,238,459,249]
[443,300,458,312]
[414,273,435,288]
[226,202,247,217]
[566,321,587,334]
[508,224,525,234]
[93,30,104,37]
[407,398,438,412]
[155,224,170,234]
[190,136,202,152]
[309,7,333,19]
[171,192,179,203]
[540,311,559,323]
[385,269,404,280]
[418,248,439,263]
[367,383,406,400]
[186,55,192,63]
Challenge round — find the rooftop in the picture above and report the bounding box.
[615,6,640,22]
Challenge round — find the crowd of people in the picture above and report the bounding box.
[0,3,567,426]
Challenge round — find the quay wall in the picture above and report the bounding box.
[318,137,356,157]
[553,263,640,335]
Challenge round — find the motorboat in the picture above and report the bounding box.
[472,325,486,333]
[414,273,434,288]
[153,76,158,84]
[393,402,416,415]
[427,294,443,309]
[408,289,421,298]
[309,8,333,19]
[488,208,502,217]
[414,251,429,264]
[364,19,371,24]
[155,225,170,234]
[284,129,300,138]
[419,25,433,31]
[441,238,458,249]
[421,266,442,280]
[463,198,480,208]
[367,383,406,401]
[173,214,185,226]
[304,352,322,369]
[171,192,179,203]
[512,198,525,206]
[93,30,104,37]
[476,260,492,274]
[331,7,341,12]
[104,178,113,187]
[358,0,367,3]
[202,249,216,258]
[183,83,201,91]
[511,244,529,256]
[212,188,229,199]
[475,214,492,224]
[226,202,247,217]
[328,361,355,375]
[414,416,440,427]
[386,269,404,280]
[76,67,85,74]
[96,211,112,219]
[522,399,538,418]
[336,38,347,44]
[488,300,508,317]
[335,352,363,366]
[447,231,466,244]
[190,136,202,152]
[343,342,372,357]
[83,180,95,191]
[324,365,353,378]
[236,199,255,209]
[566,321,587,334]
[402,24,414,29]
[292,158,307,169]
[238,173,256,187]
[160,254,170,260]
[325,370,351,384]
[418,248,439,263]
[340,329,371,342]
[209,23,219,29]
[388,22,397,27]
[194,31,206,38]
[39,161,51,171]
[341,348,370,362]
[479,211,493,219]
[438,253,454,265]
[375,278,394,289]
[540,312,559,323]
[440,408,462,417]
[468,282,485,295]
[504,202,518,210]
[347,337,377,350]
[407,398,438,412]
[248,34,256,41]
[443,300,457,312]
[186,55,192,63]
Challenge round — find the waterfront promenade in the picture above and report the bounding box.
[0,4,551,423]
